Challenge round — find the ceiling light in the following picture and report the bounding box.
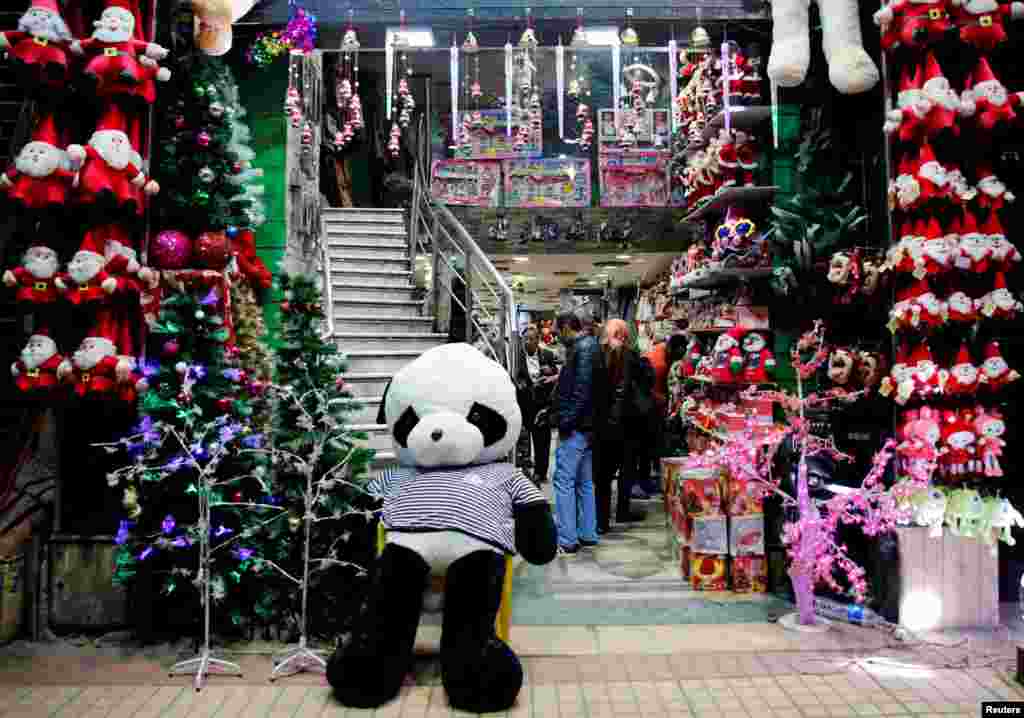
[386,27,435,47]
[513,257,529,263]
[616,254,632,260]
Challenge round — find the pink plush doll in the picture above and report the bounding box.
[974,408,1006,477]
[899,406,942,479]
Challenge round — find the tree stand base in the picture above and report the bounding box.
[778,611,832,633]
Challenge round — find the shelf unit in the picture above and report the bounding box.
[673,266,774,291]
[701,105,773,143]
[681,186,778,224]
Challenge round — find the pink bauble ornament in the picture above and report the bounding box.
[163,340,179,356]
[150,229,193,269]
[195,231,231,269]
[174,115,186,129]
[196,130,212,147]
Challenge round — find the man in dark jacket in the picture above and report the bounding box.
[515,326,560,483]
[552,313,602,553]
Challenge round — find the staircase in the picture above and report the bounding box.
[324,207,448,468]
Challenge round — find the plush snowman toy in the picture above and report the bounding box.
[328,344,557,715]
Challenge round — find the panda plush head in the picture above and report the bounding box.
[377,343,522,468]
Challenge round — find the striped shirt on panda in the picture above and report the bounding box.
[366,462,547,555]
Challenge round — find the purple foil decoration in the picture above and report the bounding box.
[139,546,154,560]
[115,520,130,545]
[161,515,176,534]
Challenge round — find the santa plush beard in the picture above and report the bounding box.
[947,290,976,322]
[20,336,56,370]
[982,356,1010,383]
[19,8,71,42]
[92,9,134,43]
[946,363,978,394]
[15,142,63,178]
[68,251,105,284]
[24,248,57,278]
[975,79,1009,108]
[73,338,115,370]
[89,130,133,170]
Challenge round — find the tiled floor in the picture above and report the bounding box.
[0,664,1019,716]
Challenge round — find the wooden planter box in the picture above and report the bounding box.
[48,536,127,631]
[896,527,998,630]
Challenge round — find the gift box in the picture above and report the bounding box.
[692,516,729,554]
[690,553,727,591]
[729,515,765,556]
[680,470,724,516]
[731,555,768,593]
[725,478,765,516]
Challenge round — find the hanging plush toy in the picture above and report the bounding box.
[231,228,272,290]
[55,249,120,305]
[327,344,556,714]
[980,340,1019,391]
[682,336,703,378]
[69,0,169,90]
[10,328,63,394]
[921,52,964,136]
[918,217,954,276]
[0,112,76,211]
[991,232,1022,273]
[856,350,885,389]
[911,341,945,399]
[946,487,985,536]
[886,220,924,273]
[710,328,744,384]
[2,244,60,305]
[889,277,945,330]
[883,64,932,141]
[57,319,135,399]
[741,332,775,384]
[945,343,980,396]
[766,0,879,94]
[940,410,976,478]
[68,102,159,216]
[960,57,1016,132]
[899,406,942,481]
[951,0,1024,51]
[955,210,991,273]
[974,408,1006,477]
[880,341,915,404]
[975,164,1015,211]
[0,0,73,91]
[947,281,979,323]
[911,487,947,537]
[874,0,952,50]
[979,271,1022,319]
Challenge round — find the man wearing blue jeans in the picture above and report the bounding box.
[553,313,602,554]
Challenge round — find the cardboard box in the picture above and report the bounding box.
[692,516,729,554]
[690,553,728,591]
[732,555,768,593]
[729,515,766,556]
[725,478,765,516]
[680,471,724,517]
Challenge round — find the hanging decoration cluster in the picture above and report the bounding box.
[334,11,364,150]
[566,8,594,150]
[387,10,417,158]
[246,0,318,67]
[458,9,482,155]
[616,8,645,147]
[513,8,541,152]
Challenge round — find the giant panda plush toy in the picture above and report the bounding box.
[327,343,558,713]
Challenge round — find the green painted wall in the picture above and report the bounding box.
[236,63,289,339]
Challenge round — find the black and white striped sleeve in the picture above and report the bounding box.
[366,467,399,500]
[508,469,547,507]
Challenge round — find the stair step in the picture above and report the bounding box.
[343,350,428,374]
[332,284,421,302]
[333,315,434,334]
[323,208,406,224]
[349,395,384,424]
[342,372,394,398]
[370,450,398,470]
[327,241,409,259]
[330,268,413,289]
[331,297,424,318]
[324,224,407,238]
[351,423,394,453]
[331,255,410,273]
[335,332,446,353]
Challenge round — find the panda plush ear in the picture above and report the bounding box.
[377,378,392,425]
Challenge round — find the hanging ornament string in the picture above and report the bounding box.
[388,9,416,159]
[334,9,363,150]
[513,7,540,153]
[247,0,318,66]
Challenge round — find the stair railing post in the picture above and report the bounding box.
[431,214,441,328]
[464,253,473,345]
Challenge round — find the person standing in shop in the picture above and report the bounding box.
[552,313,602,554]
[515,325,560,484]
[594,319,649,533]
[638,334,689,497]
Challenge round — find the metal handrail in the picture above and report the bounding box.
[408,118,518,378]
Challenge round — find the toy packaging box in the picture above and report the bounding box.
[429,160,501,207]
[503,158,591,207]
[690,553,727,591]
[680,471,724,517]
[731,555,768,593]
[725,477,765,516]
[692,516,729,554]
[729,515,765,556]
[454,109,541,160]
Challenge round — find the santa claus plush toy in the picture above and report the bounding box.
[956,210,991,273]
[55,249,118,305]
[884,64,933,141]
[945,167,977,204]
[911,341,945,399]
[741,332,775,384]
[68,102,159,215]
[979,271,1022,319]
[960,57,1016,131]
[887,220,925,273]
[913,143,950,203]
[57,319,134,399]
[946,343,980,396]
[231,228,272,291]
[69,0,168,89]
[891,155,924,210]
[2,244,60,304]
[980,340,1019,391]
[975,164,1015,211]
[874,0,952,50]
[946,281,979,323]
[918,217,954,276]
[951,0,1024,51]
[0,0,73,90]
[881,341,915,404]
[10,328,63,394]
[890,277,945,330]
[940,410,976,478]
[974,408,1006,477]
[710,328,744,384]
[0,112,76,211]
[991,232,1022,272]
[921,52,964,136]
[682,336,703,378]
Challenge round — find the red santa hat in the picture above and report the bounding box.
[94,102,130,135]
[28,0,61,13]
[981,212,1005,241]
[29,326,53,339]
[910,342,934,367]
[969,57,999,91]
[952,342,973,368]
[921,52,945,86]
[923,217,943,242]
[86,312,118,353]
[960,209,981,237]
[944,213,961,240]
[984,340,1004,361]
[992,270,1010,293]
[727,326,746,344]
[30,112,62,148]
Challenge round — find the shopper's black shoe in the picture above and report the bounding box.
[580,539,599,548]
[558,544,580,555]
[597,526,609,535]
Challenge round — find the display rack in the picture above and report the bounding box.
[700,106,773,142]
[674,267,774,292]
[681,186,778,223]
